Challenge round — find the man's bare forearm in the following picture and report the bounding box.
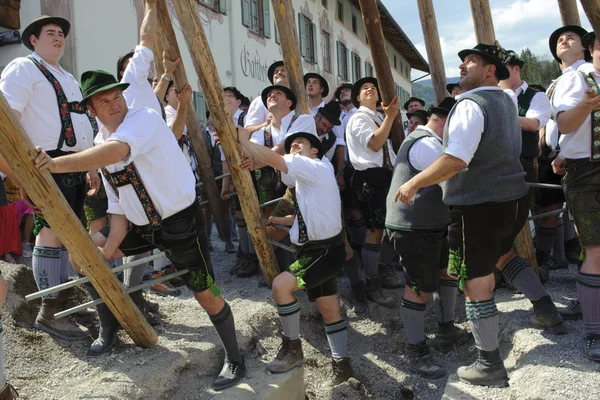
[53,142,130,173]
[557,103,593,134]
[368,115,394,152]
[170,104,187,139]
[519,116,540,132]
[240,140,287,173]
[103,213,129,258]
[139,0,157,49]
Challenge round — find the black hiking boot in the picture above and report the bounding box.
[531,295,566,334]
[379,264,404,289]
[406,341,446,379]
[457,348,509,387]
[364,277,396,308]
[583,334,600,362]
[436,321,470,353]
[559,299,583,320]
[351,281,368,314]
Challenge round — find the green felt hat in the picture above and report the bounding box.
[80,70,130,105]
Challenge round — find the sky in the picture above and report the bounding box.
[381,0,593,80]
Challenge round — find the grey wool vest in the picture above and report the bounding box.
[441,90,528,206]
[385,127,450,231]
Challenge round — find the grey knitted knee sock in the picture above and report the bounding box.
[400,299,426,345]
[325,320,349,360]
[32,246,62,299]
[277,299,301,340]
[503,256,547,301]
[577,272,600,337]
[466,298,499,351]
[434,279,459,324]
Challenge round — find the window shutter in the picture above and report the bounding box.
[337,41,342,77]
[219,0,227,15]
[241,0,250,27]
[263,0,271,38]
[357,55,361,79]
[312,23,317,64]
[298,13,305,58]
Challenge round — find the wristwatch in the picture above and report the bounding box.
[161,74,173,82]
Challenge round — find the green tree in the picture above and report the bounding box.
[519,47,561,89]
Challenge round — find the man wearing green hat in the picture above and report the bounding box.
[551,30,600,362]
[397,43,564,387]
[0,15,95,341]
[34,70,246,390]
[236,125,353,387]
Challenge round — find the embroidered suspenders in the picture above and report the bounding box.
[580,72,600,162]
[355,110,393,170]
[263,113,300,148]
[292,191,309,244]
[27,56,98,150]
[101,163,163,230]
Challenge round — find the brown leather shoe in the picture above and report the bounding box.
[322,358,353,388]
[266,336,304,373]
[33,298,90,341]
[0,383,18,400]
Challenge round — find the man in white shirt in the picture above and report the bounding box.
[245,60,288,131]
[397,43,564,387]
[387,97,462,378]
[403,96,425,113]
[0,15,95,341]
[237,127,352,387]
[551,31,600,362]
[35,71,246,390]
[346,77,400,308]
[304,72,329,117]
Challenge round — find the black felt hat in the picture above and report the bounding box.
[351,77,380,108]
[503,50,524,67]
[261,85,296,110]
[284,132,323,159]
[429,97,457,117]
[406,109,430,123]
[403,96,426,111]
[116,50,134,77]
[318,100,342,126]
[267,61,284,84]
[446,83,460,94]
[549,25,591,63]
[458,43,510,81]
[304,72,330,98]
[582,31,597,52]
[223,86,243,100]
[80,70,130,106]
[22,15,71,51]
[334,83,353,101]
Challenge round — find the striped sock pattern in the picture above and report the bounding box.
[325,320,348,360]
[434,279,459,324]
[277,300,301,340]
[577,272,600,336]
[401,299,426,345]
[503,256,547,302]
[466,298,500,351]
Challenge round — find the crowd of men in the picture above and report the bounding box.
[0,0,599,396]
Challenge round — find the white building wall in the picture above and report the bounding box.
[0,0,420,123]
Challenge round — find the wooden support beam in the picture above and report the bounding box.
[469,0,497,45]
[357,0,405,152]
[0,0,20,30]
[0,94,157,348]
[580,0,600,39]
[171,0,279,285]
[154,0,230,239]
[271,0,309,114]
[516,225,540,278]
[558,0,582,26]
[417,0,448,103]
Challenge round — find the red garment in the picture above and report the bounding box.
[0,205,21,256]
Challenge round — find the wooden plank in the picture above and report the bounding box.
[417,0,448,103]
[516,224,540,277]
[357,0,405,153]
[0,0,20,30]
[558,0,582,26]
[0,93,157,348]
[154,0,230,239]
[270,0,309,114]
[469,0,496,45]
[170,0,280,285]
[580,0,600,39]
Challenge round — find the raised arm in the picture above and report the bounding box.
[140,0,158,49]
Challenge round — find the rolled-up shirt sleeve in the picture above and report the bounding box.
[107,109,159,161]
[250,128,265,145]
[553,71,587,115]
[0,59,33,113]
[283,154,321,186]
[444,100,484,165]
[527,91,552,130]
[348,113,376,149]
[332,125,346,146]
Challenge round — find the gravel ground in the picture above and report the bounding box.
[2,232,600,400]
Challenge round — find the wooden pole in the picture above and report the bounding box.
[580,0,600,38]
[468,0,539,276]
[558,0,582,26]
[0,94,157,347]
[0,0,20,30]
[154,0,229,239]
[357,0,405,152]
[469,0,497,45]
[171,0,279,285]
[271,0,309,114]
[417,0,448,103]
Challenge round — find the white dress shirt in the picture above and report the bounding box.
[164,104,198,172]
[218,108,245,162]
[251,112,316,146]
[95,107,196,226]
[281,154,342,244]
[346,106,396,170]
[515,81,552,130]
[310,99,326,118]
[336,106,357,161]
[408,126,443,171]
[552,62,597,159]
[122,45,161,114]
[245,96,268,128]
[445,87,518,165]
[0,52,94,152]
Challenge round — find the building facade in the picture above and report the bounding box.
[0,0,428,125]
